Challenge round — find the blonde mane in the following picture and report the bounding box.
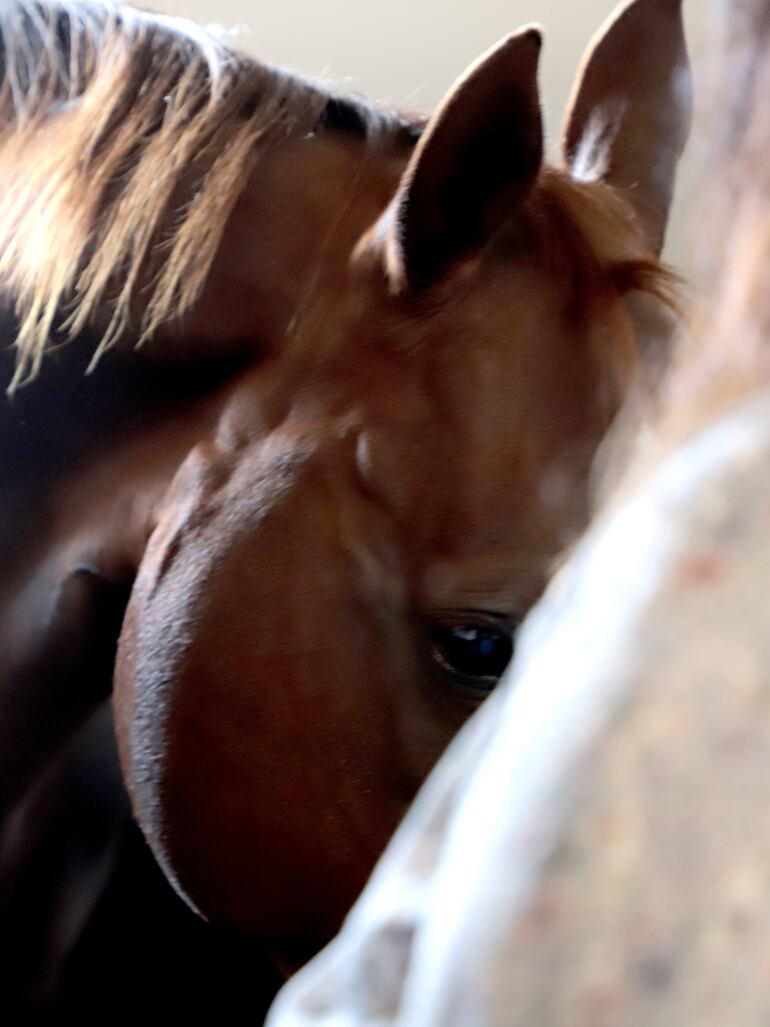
[0,0,406,389]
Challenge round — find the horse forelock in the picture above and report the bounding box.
[532,171,682,401]
[536,172,680,311]
[0,0,413,391]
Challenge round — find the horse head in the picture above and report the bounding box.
[113,0,691,958]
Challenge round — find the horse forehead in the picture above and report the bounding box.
[205,234,623,535]
[354,297,607,472]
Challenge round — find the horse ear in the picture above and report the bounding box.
[386,28,543,293]
[563,0,692,254]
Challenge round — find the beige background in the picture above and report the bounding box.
[145,0,709,265]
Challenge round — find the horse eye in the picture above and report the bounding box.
[428,613,515,696]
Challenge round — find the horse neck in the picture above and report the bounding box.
[0,324,242,580]
[162,130,408,361]
[0,128,409,576]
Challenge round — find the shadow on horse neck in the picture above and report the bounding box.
[0,0,689,1001]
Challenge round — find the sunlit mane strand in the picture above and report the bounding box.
[0,0,408,390]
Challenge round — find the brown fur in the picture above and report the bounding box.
[0,0,691,977]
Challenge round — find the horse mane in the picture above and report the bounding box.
[0,0,410,389]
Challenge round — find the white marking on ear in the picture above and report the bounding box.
[569,103,626,184]
[562,0,692,253]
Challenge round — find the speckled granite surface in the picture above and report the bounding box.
[267,391,770,1026]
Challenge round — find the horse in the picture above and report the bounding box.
[266,2,770,1023]
[0,0,690,1007]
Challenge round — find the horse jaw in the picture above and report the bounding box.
[113,422,453,945]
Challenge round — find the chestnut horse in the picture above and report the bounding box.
[268,2,770,1019]
[0,0,690,1007]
